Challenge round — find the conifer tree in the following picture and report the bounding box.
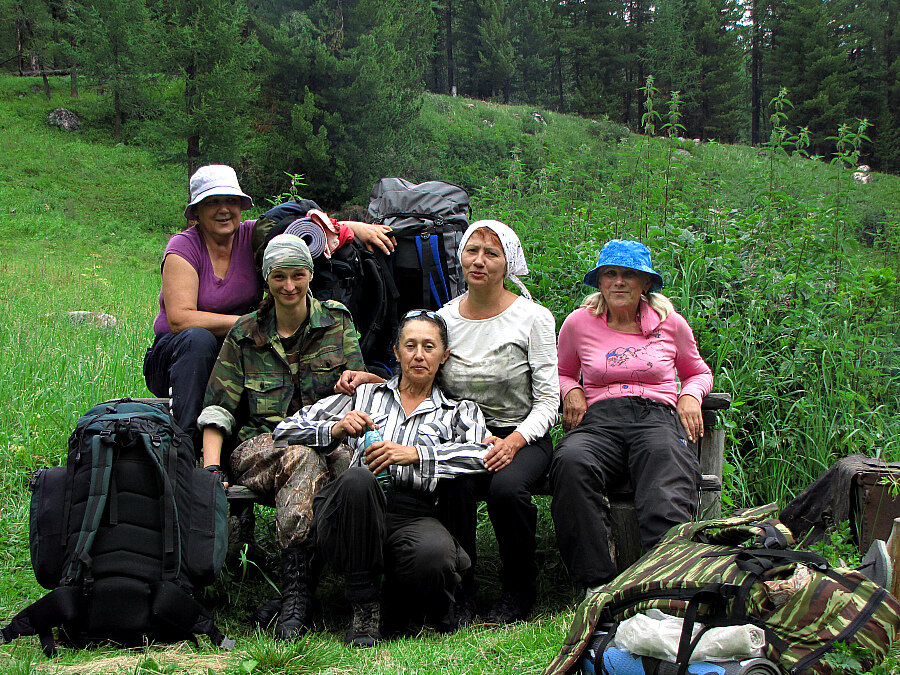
[769,0,856,154]
[250,0,433,202]
[72,0,158,138]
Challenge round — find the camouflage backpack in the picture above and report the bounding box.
[544,504,900,675]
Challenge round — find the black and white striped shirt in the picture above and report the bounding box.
[273,377,490,493]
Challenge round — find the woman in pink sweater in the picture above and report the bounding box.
[550,239,712,591]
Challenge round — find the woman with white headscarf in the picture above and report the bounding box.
[335,220,558,623]
[433,220,559,625]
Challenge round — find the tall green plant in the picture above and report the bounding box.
[638,75,661,239]
[828,118,872,273]
[661,90,684,229]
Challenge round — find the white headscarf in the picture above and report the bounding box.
[457,219,532,300]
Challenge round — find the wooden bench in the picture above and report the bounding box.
[140,392,731,572]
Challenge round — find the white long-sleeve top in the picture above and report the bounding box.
[273,377,490,493]
[437,295,559,442]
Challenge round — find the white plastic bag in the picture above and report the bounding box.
[615,609,765,663]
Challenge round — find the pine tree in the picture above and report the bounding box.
[681,0,744,141]
[154,0,258,174]
[769,0,857,154]
[476,0,516,102]
[563,0,626,118]
[251,0,434,203]
[72,0,158,138]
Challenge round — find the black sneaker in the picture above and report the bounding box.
[485,588,535,625]
[346,601,382,647]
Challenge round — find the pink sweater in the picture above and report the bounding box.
[557,301,713,409]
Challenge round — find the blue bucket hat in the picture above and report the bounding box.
[582,239,664,291]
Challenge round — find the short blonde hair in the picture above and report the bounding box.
[581,291,674,321]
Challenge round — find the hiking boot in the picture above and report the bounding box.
[253,596,282,630]
[485,587,535,625]
[453,593,477,628]
[346,601,382,647]
[274,546,313,641]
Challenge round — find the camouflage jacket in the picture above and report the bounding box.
[198,297,365,442]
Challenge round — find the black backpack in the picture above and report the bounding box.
[252,200,395,373]
[1,399,232,656]
[366,178,471,316]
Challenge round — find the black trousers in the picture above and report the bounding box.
[436,428,553,595]
[549,397,699,587]
[312,467,471,621]
[143,327,221,447]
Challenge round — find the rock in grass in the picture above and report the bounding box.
[66,310,118,328]
[47,108,80,131]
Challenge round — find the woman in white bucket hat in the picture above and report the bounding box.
[143,165,260,448]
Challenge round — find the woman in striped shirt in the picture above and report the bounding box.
[273,310,490,646]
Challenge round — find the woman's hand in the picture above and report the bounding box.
[365,441,418,474]
[343,222,396,255]
[676,394,704,443]
[562,389,588,432]
[483,432,526,472]
[331,410,375,440]
[334,369,385,395]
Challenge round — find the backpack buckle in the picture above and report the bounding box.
[28,469,43,492]
[99,429,115,446]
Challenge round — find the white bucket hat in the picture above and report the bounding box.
[185,165,253,219]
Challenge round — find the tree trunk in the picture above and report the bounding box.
[186,56,199,176]
[556,47,564,110]
[750,0,762,146]
[114,86,122,140]
[445,0,455,96]
[70,64,78,98]
[39,56,51,99]
[113,43,121,140]
[16,19,25,76]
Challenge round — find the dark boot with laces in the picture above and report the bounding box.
[485,586,536,625]
[274,546,313,641]
[346,600,382,647]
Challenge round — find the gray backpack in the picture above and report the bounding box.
[367,178,470,315]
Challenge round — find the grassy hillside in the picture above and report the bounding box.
[1,75,899,673]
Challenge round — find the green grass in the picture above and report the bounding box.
[0,74,899,672]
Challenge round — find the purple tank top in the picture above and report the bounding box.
[152,220,260,336]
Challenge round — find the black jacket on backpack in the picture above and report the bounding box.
[1,399,232,656]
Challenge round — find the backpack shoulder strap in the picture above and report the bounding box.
[64,430,115,585]
[0,583,81,656]
[138,426,181,581]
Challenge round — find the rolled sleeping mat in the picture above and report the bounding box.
[582,637,780,675]
[285,218,327,259]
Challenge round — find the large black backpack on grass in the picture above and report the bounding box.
[366,178,470,316]
[0,399,232,656]
[544,504,900,675]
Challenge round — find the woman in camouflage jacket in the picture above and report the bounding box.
[197,234,366,641]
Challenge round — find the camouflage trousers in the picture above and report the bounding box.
[231,433,350,549]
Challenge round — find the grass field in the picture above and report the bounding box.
[1,74,899,672]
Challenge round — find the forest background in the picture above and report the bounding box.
[3,0,899,205]
[2,0,900,671]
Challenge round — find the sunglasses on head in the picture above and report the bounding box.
[401,309,447,327]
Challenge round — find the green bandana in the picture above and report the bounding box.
[262,234,315,280]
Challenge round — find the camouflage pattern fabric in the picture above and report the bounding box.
[543,503,900,675]
[231,433,350,549]
[200,297,365,442]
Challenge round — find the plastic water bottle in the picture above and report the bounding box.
[363,426,394,493]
